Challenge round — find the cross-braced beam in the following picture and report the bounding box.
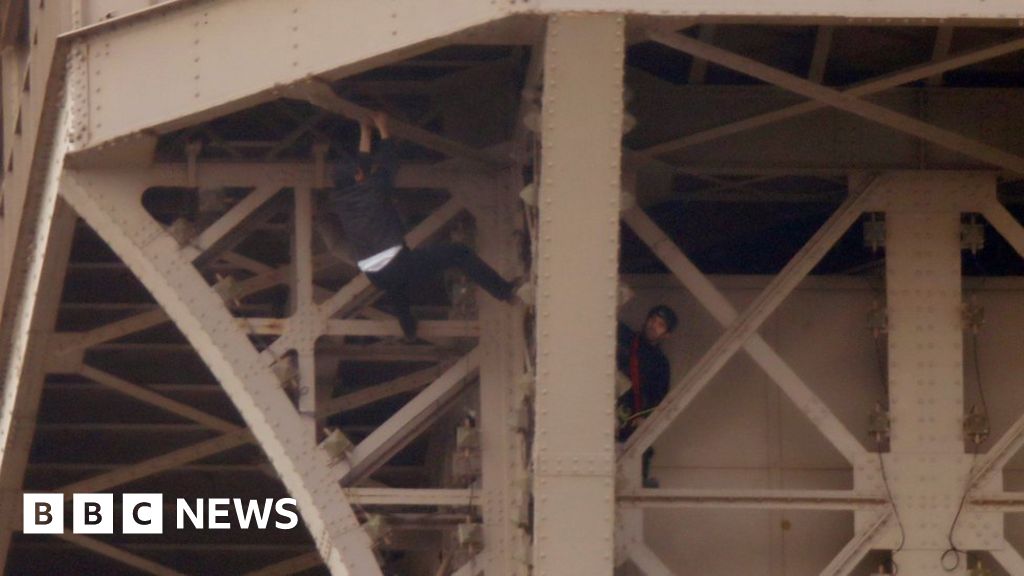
[647,31,1024,175]
[629,542,676,576]
[317,363,452,419]
[991,541,1024,574]
[970,200,1024,485]
[333,349,480,485]
[57,431,253,498]
[57,534,187,576]
[244,552,323,576]
[819,512,891,576]
[78,365,241,434]
[639,33,1024,162]
[59,168,382,576]
[620,176,878,465]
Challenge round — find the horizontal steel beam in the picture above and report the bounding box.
[239,318,479,338]
[617,489,887,511]
[346,488,479,507]
[513,0,1024,21]
[69,0,510,151]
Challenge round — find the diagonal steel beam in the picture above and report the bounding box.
[244,552,323,576]
[60,168,382,576]
[648,31,1024,175]
[639,33,1024,160]
[317,363,451,419]
[68,309,172,351]
[807,26,834,83]
[926,27,955,87]
[61,252,342,354]
[184,184,286,266]
[78,364,242,434]
[295,82,508,168]
[991,541,1024,574]
[451,555,486,576]
[819,512,890,576]
[266,112,328,160]
[969,200,1024,484]
[629,542,677,576]
[58,534,187,576]
[622,207,865,464]
[333,349,480,485]
[57,431,253,497]
[621,177,878,463]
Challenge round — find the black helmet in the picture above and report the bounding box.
[647,305,678,333]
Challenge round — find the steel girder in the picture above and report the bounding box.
[64,0,514,153]
[531,13,624,576]
[58,168,383,576]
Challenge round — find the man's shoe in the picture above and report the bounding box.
[642,476,660,489]
[512,281,534,307]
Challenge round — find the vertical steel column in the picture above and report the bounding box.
[292,186,317,427]
[533,13,624,576]
[459,174,530,576]
[884,175,967,574]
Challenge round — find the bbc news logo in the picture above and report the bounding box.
[24,494,300,534]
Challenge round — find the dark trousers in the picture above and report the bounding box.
[366,244,513,336]
[618,423,656,482]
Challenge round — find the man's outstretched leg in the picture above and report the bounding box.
[388,283,418,341]
[404,243,516,302]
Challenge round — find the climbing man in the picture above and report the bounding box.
[325,111,523,341]
[616,304,677,488]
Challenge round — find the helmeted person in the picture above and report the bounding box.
[616,304,677,487]
[325,111,520,341]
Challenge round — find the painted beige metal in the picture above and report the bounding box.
[0,1,72,318]
[635,35,1024,162]
[67,0,511,152]
[620,179,876,468]
[648,32,1024,176]
[58,169,382,576]
[621,205,867,473]
[532,13,623,576]
[0,22,79,563]
[0,201,76,574]
[882,175,975,574]
[454,174,532,576]
[512,0,1024,21]
[57,534,187,576]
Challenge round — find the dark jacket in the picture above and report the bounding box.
[615,322,670,435]
[325,139,406,261]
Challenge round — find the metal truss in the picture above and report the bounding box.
[637,34,1024,161]
[532,13,624,576]
[510,0,1024,20]
[619,176,879,469]
[65,0,513,153]
[0,95,78,573]
[59,168,383,576]
[46,155,500,574]
[648,31,1024,176]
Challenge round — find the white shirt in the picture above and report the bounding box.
[357,245,403,273]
